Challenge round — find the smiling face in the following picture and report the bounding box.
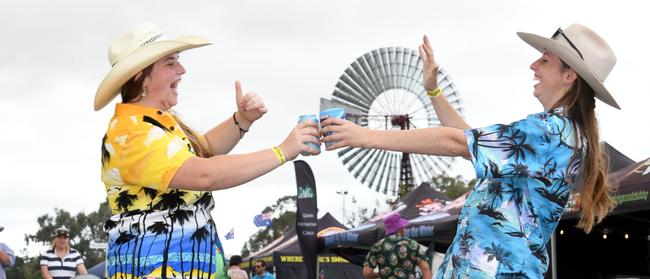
[141,52,186,110]
[529,51,577,110]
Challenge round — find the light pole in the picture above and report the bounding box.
[336,189,348,222]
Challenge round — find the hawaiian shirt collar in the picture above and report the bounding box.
[547,106,566,115]
[114,103,171,118]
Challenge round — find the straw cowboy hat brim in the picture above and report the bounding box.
[95,32,211,111]
[517,24,620,109]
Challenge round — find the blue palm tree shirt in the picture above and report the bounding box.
[436,108,583,278]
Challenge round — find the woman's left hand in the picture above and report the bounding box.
[235,80,268,123]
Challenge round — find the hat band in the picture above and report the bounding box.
[139,33,163,47]
[110,32,166,67]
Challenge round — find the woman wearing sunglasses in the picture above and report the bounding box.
[322,24,618,278]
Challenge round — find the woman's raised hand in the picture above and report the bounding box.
[418,35,439,91]
[235,80,268,123]
[279,121,321,161]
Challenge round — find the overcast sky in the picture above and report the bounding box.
[1,0,649,259]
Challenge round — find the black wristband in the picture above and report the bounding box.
[232,112,249,139]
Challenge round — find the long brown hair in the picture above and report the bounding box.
[552,63,616,233]
[121,65,213,158]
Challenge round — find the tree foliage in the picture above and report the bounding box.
[344,196,382,228]
[432,174,475,200]
[241,195,296,257]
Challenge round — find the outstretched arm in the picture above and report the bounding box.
[321,118,470,159]
[171,121,321,191]
[419,35,470,130]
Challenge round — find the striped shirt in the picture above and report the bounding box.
[40,248,84,279]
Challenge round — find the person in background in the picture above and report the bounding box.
[0,227,15,279]
[96,22,319,279]
[321,23,618,278]
[362,213,431,279]
[39,227,87,279]
[228,255,249,279]
[251,260,275,279]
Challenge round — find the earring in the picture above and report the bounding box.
[142,88,148,97]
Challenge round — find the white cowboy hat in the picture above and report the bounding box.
[94,22,211,111]
[517,23,620,109]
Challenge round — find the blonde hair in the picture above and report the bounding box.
[553,65,616,233]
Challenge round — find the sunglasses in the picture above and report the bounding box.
[255,265,263,268]
[552,28,584,60]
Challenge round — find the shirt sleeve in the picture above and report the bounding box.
[39,251,47,266]
[116,123,195,193]
[464,116,558,179]
[0,244,14,267]
[410,239,428,264]
[363,242,381,268]
[74,251,84,266]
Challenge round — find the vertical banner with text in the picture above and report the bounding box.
[294,160,318,279]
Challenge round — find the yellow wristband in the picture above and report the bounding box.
[272,146,287,165]
[427,87,442,97]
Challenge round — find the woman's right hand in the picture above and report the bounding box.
[418,35,439,91]
[279,121,321,161]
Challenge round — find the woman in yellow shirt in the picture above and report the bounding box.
[95,22,319,279]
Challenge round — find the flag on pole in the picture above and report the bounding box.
[225,228,234,240]
[253,211,273,227]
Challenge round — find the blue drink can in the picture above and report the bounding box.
[319,107,345,147]
[298,114,321,156]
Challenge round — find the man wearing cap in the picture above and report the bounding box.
[39,227,87,279]
[0,227,15,279]
[362,213,431,279]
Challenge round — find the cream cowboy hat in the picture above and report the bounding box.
[94,22,211,111]
[517,23,620,109]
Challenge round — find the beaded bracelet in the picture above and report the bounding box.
[232,112,249,139]
[427,87,442,97]
[271,146,287,165]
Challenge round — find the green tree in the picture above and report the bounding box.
[25,202,111,269]
[241,195,296,257]
[4,254,41,279]
[432,174,475,200]
[344,196,383,228]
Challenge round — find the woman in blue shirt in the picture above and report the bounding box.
[321,23,617,278]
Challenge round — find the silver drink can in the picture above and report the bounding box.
[298,114,321,156]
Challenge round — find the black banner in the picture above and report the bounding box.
[294,160,318,279]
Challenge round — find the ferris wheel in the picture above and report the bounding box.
[320,47,464,196]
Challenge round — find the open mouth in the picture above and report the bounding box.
[170,79,181,91]
[533,75,541,87]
